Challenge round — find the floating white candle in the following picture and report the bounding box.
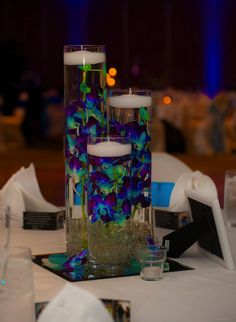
[87,141,131,157]
[64,50,105,65]
[108,94,152,108]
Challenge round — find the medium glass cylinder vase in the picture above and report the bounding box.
[64,45,107,256]
[108,89,153,247]
[87,136,132,275]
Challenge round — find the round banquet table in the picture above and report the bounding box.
[8,222,236,322]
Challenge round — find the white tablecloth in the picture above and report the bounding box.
[9,226,236,322]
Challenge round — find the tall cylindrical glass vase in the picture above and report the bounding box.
[64,45,107,256]
[87,136,132,275]
[108,89,153,247]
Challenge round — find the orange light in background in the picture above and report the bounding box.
[163,96,172,105]
[108,67,117,77]
[107,77,116,87]
[107,67,117,87]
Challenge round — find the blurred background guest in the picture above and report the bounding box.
[41,88,64,146]
[0,90,29,150]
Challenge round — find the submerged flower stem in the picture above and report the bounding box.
[131,205,138,219]
[82,71,86,100]
[81,176,86,222]
[81,176,87,248]
[81,70,87,126]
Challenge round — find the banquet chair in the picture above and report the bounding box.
[0,91,29,151]
[0,106,26,151]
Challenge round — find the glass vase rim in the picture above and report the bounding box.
[64,45,106,51]
[87,135,131,144]
[135,245,167,253]
[87,136,131,142]
[109,88,152,96]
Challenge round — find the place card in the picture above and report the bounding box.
[23,210,65,230]
[154,209,190,230]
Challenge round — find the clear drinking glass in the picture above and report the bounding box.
[0,247,35,322]
[87,136,132,275]
[64,45,107,256]
[0,207,10,248]
[224,170,236,226]
[137,245,167,281]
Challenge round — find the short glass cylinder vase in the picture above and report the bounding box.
[108,89,153,247]
[64,45,107,256]
[87,136,132,275]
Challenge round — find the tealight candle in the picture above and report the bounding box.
[87,141,131,157]
[108,94,152,108]
[64,50,106,65]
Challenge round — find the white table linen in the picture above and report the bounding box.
[10,227,236,322]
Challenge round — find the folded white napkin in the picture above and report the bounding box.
[0,164,62,224]
[169,170,218,212]
[38,284,113,322]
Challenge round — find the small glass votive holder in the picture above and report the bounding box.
[137,245,167,281]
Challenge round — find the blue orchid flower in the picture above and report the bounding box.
[85,99,103,122]
[88,193,116,223]
[66,267,85,281]
[133,131,149,151]
[89,171,111,195]
[63,249,88,271]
